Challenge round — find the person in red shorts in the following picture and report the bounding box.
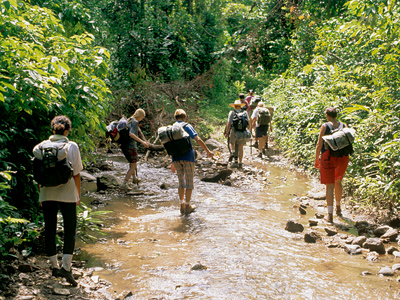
[314,107,350,223]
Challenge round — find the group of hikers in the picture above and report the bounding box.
[32,91,352,285]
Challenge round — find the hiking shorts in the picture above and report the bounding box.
[255,125,268,138]
[229,129,247,145]
[320,150,349,184]
[173,161,195,189]
[120,140,139,163]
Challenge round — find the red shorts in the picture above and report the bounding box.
[320,150,349,184]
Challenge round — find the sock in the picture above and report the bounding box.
[185,201,190,206]
[62,254,73,271]
[336,202,341,207]
[327,206,333,214]
[49,255,59,269]
[181,200,185,204]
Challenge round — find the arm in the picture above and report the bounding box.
[194,136,214,158]
[73,174,81,206]
[129,132,149,148]
[314,124,326,169]
[224,122,231,138]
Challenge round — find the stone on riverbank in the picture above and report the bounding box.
[387,246,399,255]
[344,244,362,255]
[309,219,318,227]
[304,231,320,243]
[362,238,386,254]
[373,225,392,237]
[205,139,224,150]
[96,174,121,191]
[201,169,233,183]
[352,236,367,247]
[380,228,399,241]
[378,266,394,276]
[285,220,304,233]
[324,227,338,236]
[81,171,97,182]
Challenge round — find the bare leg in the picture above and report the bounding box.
[178,187,185,201]
[326,183,334,207]
[185,188,193,203]
[238,144,244,163]
[258,135,267,152]
[124,162,137,182]
[334,179,343,205]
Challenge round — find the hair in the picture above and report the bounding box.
[128,108,146,122]
[239,93,245,99]
[51,115,71,135]
[325,107,338,119]
[174,109,187,120]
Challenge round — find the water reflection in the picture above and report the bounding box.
[78,152,399,299]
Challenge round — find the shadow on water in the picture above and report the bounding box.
[77,152,400,299]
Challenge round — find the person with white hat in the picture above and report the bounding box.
[224,100,250,169]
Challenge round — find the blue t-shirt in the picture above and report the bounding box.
[171,121,197,162]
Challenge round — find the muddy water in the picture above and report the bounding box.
[79,152,399,299]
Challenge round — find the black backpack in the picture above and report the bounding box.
[232,111,248,132]
[32,142,73,187]
[159,123,193,157]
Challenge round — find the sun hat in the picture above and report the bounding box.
[257,102,265,107]
[229,99,246,108]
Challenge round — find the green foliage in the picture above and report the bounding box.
[267,0,400,209]
[76,203,111,243]
[0,0,113,261]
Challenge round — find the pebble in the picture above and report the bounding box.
[53,288,71,296]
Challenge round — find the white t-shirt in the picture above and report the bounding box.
[251,107,261,127]
[38,135,83,203]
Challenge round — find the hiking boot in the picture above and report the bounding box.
[184,204,196,215]
[58,267,78,286]
[180,203,185,215]
[51,268,59,277]
[336,206,342,217]
[257,153,263,158]
[132,177,141,184]
[238,163,243,169]
[231,161,238,168]
[325,213,333,223]
[228,154,234,162]
[121,183,132,191]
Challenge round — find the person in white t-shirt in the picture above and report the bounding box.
[36,115,83,286]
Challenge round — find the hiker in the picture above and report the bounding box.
[245,89,254,112]
[224,100,250,169]
[36,115,83,286]
[239,93,248,111]
[120,108,149,188]
[314,107,350,223]
[170,109,214,214]
[251,102,272,158]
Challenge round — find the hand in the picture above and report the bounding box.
[314,159,320,169]
[142,141,149,148]
[207,151,214,159]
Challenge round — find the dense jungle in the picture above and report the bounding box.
[1,0,400,298]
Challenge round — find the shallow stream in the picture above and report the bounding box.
[78,151,399,299]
